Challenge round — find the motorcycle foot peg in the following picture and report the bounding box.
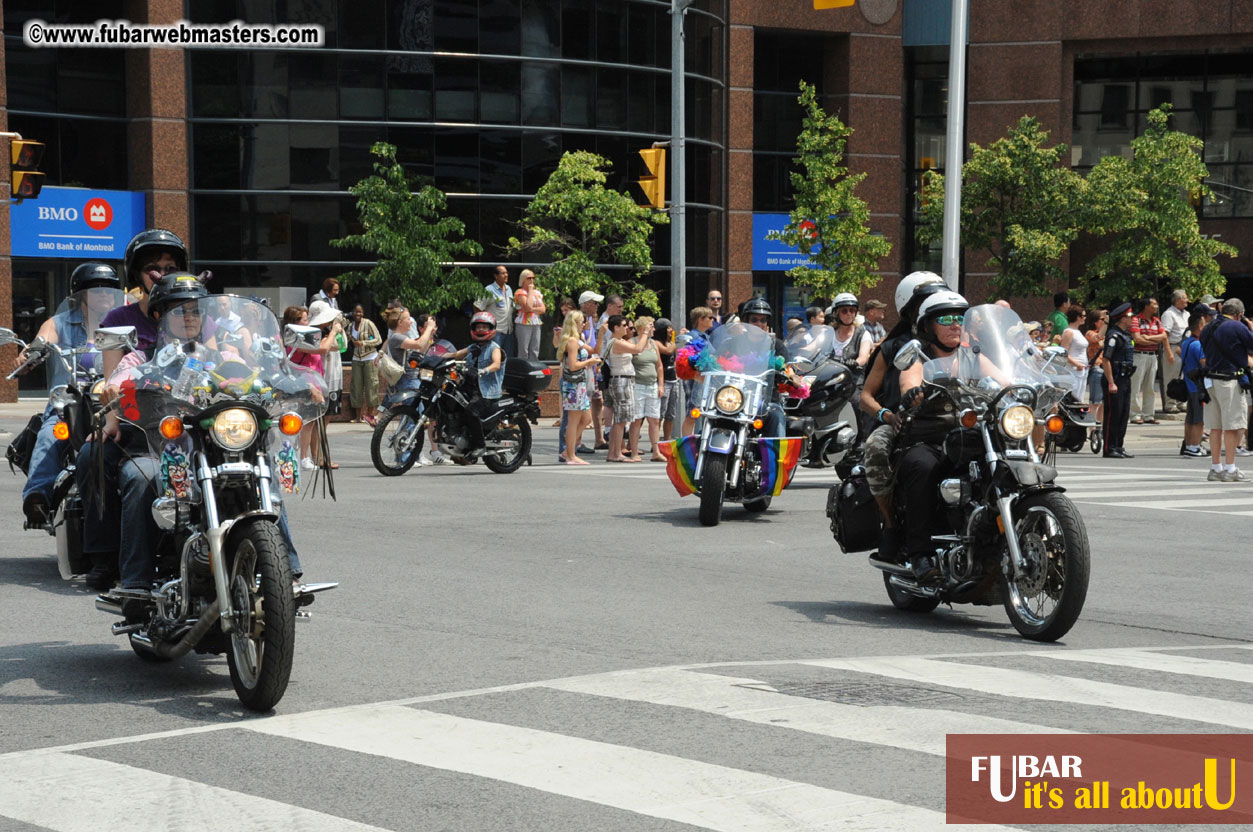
[111,621,144,636]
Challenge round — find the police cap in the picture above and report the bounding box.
[1109,302,1133,320]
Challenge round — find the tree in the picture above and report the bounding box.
[331,141,483,312]
[917,115,1085,301]
[1080,104,1238,305]
[765,81,891,298]
[507,150,668,314]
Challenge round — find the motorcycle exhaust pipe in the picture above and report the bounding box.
[95,595,124,616]
[129,601,221,661]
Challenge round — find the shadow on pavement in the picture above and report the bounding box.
[772,598,1015,642]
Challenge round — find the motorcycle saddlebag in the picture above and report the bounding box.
[502,358,552,395]
[826,471,882,553]
[5,413,43,476]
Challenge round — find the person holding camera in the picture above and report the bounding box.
[1200,299,1253,481]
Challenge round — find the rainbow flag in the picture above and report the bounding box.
[757,437,804,497]
[659,436,701,497]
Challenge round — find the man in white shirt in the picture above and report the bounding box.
[474,265,516,358]
[1161,289,1190,413]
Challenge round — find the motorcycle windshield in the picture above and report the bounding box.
[111,295,329,433]
[705,322,775,377]
[921,304,1073,412]
[49,288,132,377]
[784,325,835,368]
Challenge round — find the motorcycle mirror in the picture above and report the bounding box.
[893,339,924,371]
[0,327,26,348]
[94,326,138,352]
[1043,345,1067,358]
[284,323,322,352]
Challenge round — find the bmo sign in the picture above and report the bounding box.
[10,186,145,259]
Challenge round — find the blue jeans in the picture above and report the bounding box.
[23,405,67,504]
[492,330,516,359]
[763,402,785,438]
[558,408,569,453]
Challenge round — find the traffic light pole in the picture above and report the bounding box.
[940,0,969,291]
[670,0,694,327]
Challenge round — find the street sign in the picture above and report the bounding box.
[9,186,146,259]
[753,213,821,271]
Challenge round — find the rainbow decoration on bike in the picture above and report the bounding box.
[659,436,701,496]
[756,436,804,496]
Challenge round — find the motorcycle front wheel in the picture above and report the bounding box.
[483,415,532,474]
[226,521,295,712]
[698,455,727,526]
[1002,491,1090,642]
[370,407,425,476]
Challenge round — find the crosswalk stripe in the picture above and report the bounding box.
[1064,483,1240,499]
[799,656,1253,729]
[1031,648,1253,684]
[0,752,386,832]
[245,704,1016,832]
[543,667,1070,757]
[1083,496,1252,509]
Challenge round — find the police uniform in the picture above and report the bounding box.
[1102,303,1136,458]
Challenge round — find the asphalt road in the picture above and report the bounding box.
[1,411,1249,831]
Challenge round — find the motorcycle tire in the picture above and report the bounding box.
[698,455,727,527]
[743,494,771,513]
[370,408,424,476]
[226,521,295,712]
[1001,491,1090,642]
[483,416,532,474]
[882,572,940,613]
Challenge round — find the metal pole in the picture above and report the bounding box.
[940,0,969,291]
[670,0,691,327]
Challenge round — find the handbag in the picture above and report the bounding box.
[5,413,43,475]
[377,351,404,386]
[1165,377,1189,402]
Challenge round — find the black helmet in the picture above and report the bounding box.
[69,262,120,293]
[147,273,208,321]
[124,229,188,289]
[740,297,773,319]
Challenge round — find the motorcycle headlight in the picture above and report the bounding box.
[419,368,434,381]
[715,385,744,414]
[212,408,258,450]
[999,404,1035,440]
[90,378,107,401]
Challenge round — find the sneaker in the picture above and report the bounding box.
[415,451,433,467]
[429,451,447,465]
[300,457,316,471]
[1182,447,1208,458]
[1221,468,1250,482]
[1236,447,1252,457]
[1208,468,1225,481]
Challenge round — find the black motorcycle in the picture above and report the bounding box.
[781,324,859,468]
[371,340,548,475]
[827,305,1090,642]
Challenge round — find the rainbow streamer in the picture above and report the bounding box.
[756,437,805,497]
[658,436,701,497]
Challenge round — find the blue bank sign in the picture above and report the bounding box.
[752,212,819,271]
[10,186,146,259]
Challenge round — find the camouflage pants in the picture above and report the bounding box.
[863,422,898,497]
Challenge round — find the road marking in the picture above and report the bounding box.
[245,704,1015,832]
[543,667,1069,757]
[1032,648,1253,684]
[1063,482,1240,499]
[0,752,385,832]
[1083,497,1253,510]
[799,656,1253,729]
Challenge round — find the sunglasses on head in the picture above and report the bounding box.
[935,314,964,326]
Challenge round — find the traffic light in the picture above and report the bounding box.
[638,147,666,210]
[11,139,45,199]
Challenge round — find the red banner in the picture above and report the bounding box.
[947,734,1253,824]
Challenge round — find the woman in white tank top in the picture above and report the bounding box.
[1058,308,1089,401]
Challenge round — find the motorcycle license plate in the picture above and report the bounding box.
[419,369,434,381]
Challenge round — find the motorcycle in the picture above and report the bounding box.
[2,287,130,578]
[1036,347,1098,464]
[93,295,336,711]
[371,339,548,475]
[781,324,859,468]
[665,322,804,526]
[826,304,1090,642]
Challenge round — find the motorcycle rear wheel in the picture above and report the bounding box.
[226,522,295,712]
[483,416,532,474]
[882,572,941,613]
[1002,491,1090,642]
[698,455,727,526]
[371,408,424,476]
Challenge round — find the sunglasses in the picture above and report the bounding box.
[708,296,722,301]
[167,307,202,318]
[935,314,964,326]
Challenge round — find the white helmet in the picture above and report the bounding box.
[829,292,858,311]
[894,271,944,315]
[916,290,969,325]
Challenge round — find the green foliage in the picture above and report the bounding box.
[507,150,668,314]
[765,82,891,298]
[331,142,483,313]
[917,116,1085,301]
[1080,105,1237,305]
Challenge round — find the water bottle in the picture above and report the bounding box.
[171,355,204,402]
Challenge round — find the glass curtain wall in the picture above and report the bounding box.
[187,0,727,325]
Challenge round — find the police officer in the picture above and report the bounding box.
[1102,302,1136,459]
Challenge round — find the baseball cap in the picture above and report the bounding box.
[578,290,604,306]
[865,299,887,310]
